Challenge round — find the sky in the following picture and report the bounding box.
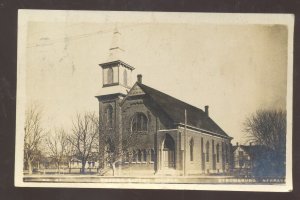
[23,12,289,144]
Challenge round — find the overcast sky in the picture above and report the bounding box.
[23,12,289,144]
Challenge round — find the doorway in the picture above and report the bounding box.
[162,134,175,169]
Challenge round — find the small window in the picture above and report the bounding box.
[189,138,194,161]
[107,68,113,84]
[131,113,148,132]
[239,151,244,156]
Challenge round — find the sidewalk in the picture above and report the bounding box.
[23,174,235,184]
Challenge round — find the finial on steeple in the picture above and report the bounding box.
[108,25,124,61]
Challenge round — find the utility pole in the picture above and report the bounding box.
[184,109,187,176]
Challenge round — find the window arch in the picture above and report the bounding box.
[123,69,127,86]
[107,67,113,84]
[105,105,113,128]
[189,138,194,161]
[206,141,210,162]
[131,113,148,132]
[216,143,220,163]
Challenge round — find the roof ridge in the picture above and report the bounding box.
[137,82,205,113]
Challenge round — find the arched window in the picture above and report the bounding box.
[150,149,155,162]
[222,142,225,163]
[107,67,113,84]
[106,105,113,128]
[143,149,147,162]
[189,138,194,161]
[206,141,210,162]
[137,150,142,162]
[123,69,127,86]
[226,144,230,163]
[131,113,148,132]
[216,144,220,163]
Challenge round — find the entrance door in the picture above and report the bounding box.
[162,134,175,169]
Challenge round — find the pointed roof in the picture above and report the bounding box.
[108,26,124,62]
[136,82,230,138]
[233,145,273,157]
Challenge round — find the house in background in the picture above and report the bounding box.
[95,28,233,176]
[232,143,253,176]
[232,143,277,177]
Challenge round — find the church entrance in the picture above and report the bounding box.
[162,134,175,169]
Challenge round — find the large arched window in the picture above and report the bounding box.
[106,105,113,128]
[123,69,127,86]
[189,138,194,161]
[216,144,220,163]
[107,67,113,84]
[206,141,210,162]
[131,113,148,132]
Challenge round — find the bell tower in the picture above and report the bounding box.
[96,26,134,175]
[99,27,135,97]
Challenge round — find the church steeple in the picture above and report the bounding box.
[98,26,135,96]
[108,27,124,61]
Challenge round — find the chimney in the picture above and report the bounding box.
[249,142,252,146]
[204,105,209,117]
[236,142,239,147]
[137,74,142,84]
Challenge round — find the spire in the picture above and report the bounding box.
[108,26,124,61]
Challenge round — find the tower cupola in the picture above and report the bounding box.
[99,26,135,96]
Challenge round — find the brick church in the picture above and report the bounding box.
[96,28,233,176]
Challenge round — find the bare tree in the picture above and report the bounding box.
[98,110,142,176]
[243,109,286,176]
[46,128,69,174]
[24,105,45,174]
[100,129,142,176]
[68,112,99,174]
[65,140,76,173]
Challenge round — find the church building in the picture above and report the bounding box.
[96,28,233,176]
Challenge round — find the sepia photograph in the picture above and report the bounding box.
[15,10,294,191]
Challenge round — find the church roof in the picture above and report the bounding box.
[136,82,230,138]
